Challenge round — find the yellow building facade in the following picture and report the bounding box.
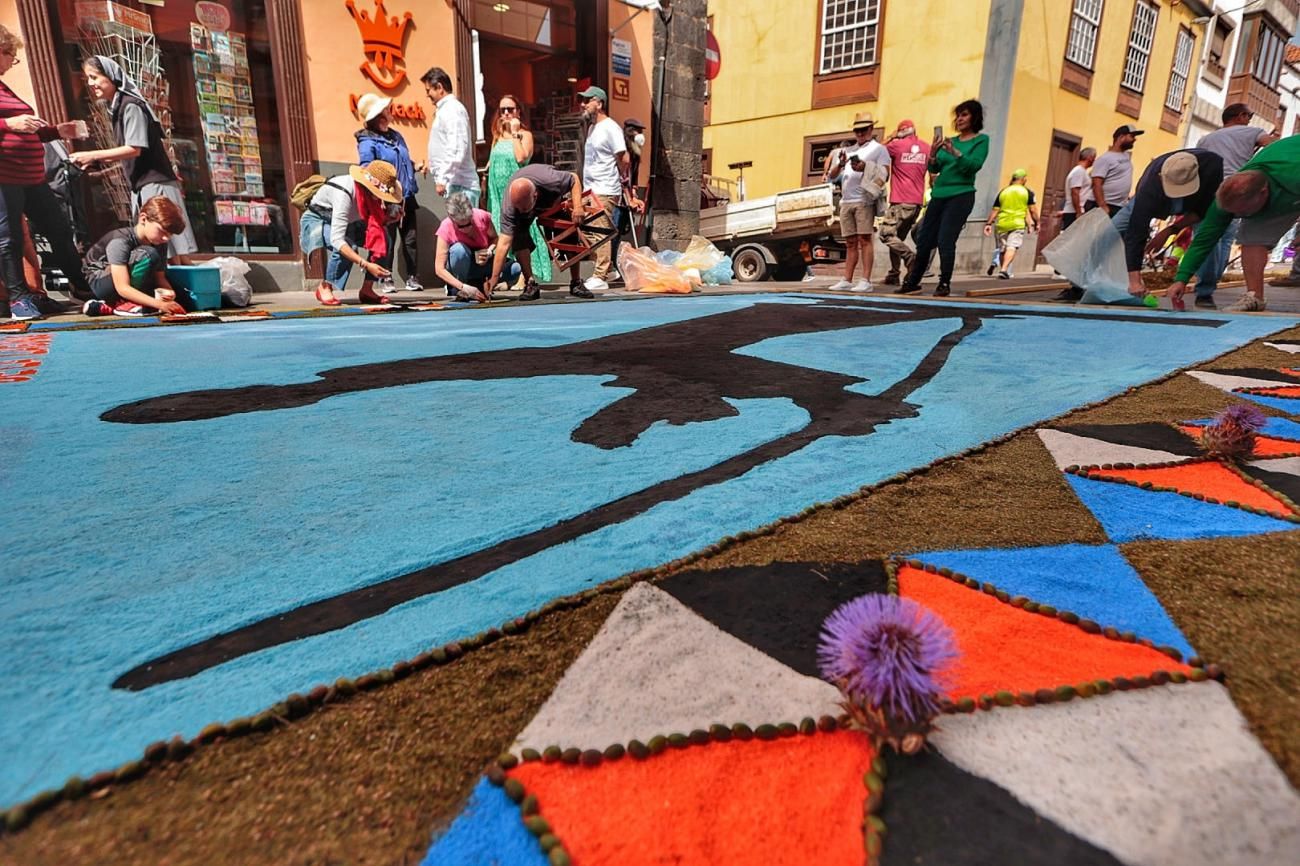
[704,0,1211,255]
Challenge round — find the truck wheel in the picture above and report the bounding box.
[733,247,769,282]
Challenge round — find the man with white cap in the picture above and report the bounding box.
[1110,149,1223,299]
[577,85,627,295]
[826,111,890,292]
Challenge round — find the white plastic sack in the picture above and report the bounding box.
[208,256,253,307]
[1041,208,1130,304]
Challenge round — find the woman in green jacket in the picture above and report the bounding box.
[897,99,989,297]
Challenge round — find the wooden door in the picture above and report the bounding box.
[1035,131,1081,265]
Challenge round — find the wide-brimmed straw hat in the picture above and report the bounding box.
[357,93,392,123]
[350,160,403,204]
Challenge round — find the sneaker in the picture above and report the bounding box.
[997,270,1011,280]
[851,279,872,293]
[606,269,622,283]
[1192,296,1217,310]
[570,282,595,299]
[1269,275,1300,288]
[827,279,854,291]
[8,296,42,321]
[893,283,922,295]
[402,277,424,292]
[986,263,997,276]
[933,283,951,297]
[520,280,541,301]
[82,299,114,317]
[1225,294,1266,313]
[882,274,900,286]
[583,276,609,293]
[1051,287,1083,303]
[112,302,146,317]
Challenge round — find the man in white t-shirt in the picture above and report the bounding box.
[421,67,479,202]
[1052,146,1095,302]
[578,85,627,294]
[825,112,890,292]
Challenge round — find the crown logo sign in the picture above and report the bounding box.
[347,0,414,90]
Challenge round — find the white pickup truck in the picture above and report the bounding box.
[699,183,842,282]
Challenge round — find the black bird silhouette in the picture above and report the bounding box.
[105,297,1222,689]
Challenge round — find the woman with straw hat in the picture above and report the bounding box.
[299,160,403,306]
[355,92,423,291]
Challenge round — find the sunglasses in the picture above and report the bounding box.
[500,105,518,114]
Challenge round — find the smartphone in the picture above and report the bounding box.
[933,125,944,141]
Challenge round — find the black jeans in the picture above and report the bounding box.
[0,183,93,304]
[904,191,976,287]
[381,194,419,278]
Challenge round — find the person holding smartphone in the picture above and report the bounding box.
[895,100,989,297]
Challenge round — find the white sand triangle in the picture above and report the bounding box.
[1036,428,1185,470]
[513,582,841,753]
[1187,370,1291,393]
[1264,342,1300,355]
[1249,456,1300,477]
[931,683,1300,866]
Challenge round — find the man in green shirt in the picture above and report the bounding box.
[982,168,1039,278]
[1169,136,1300,312]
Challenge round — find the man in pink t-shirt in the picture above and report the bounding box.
[433,191,521,301]
[879,120,931,285]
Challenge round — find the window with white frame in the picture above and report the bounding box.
[818,0,881,74]
[1121,1,1159,92]
[1165,27,1194,110]
[1065,0,1104,69]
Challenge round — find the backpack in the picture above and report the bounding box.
[290,174,328,211]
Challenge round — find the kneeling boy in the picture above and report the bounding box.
[82,196,188,316]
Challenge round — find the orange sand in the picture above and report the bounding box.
[898,567,1194,701]
[1087,462,1293,515]
[1178,425,1300,457]
[1242,386,1300,398]
[509,731,874,866]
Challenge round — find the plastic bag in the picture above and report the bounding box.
[1041,208,1132,304]
[701,256,734,285]
[619,246,693,294]
[674,235,726,273]
[207,256,253,307]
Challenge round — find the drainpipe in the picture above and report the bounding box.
[1183,14,1217,147]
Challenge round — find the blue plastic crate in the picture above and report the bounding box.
[165,265,222,311]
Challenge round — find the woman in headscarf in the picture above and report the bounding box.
[355,93,423,291]
[485,94,550,284]
[0,24,93,319]
[69,55,198,263]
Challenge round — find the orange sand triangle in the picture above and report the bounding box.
[1087,462,1293,516]
[898,567,1193,701]
[1177,425,1300,458]
[510,731,874,866]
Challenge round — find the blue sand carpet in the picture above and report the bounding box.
[1236,393,1300,414]
[1065,475,1298,542]
[420,778,547,866]
[0,294,1293,806]
[905,544,1195,659]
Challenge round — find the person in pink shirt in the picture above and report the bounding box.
[879,119,931,286]
[434,191,521,302]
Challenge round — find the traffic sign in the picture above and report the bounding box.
[705,30,721,80]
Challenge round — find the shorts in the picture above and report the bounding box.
[132,181,198,257]
[1238,208,1300,247]
[840,200,878,238]
[995,228,1026,249]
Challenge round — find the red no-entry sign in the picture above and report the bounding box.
[705,30,721,80]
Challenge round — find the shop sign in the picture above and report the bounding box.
[347,0,415,90]
[75,1,152,33]
[612,38,633,77]
[612,77,630,102]
[194,1,232,32]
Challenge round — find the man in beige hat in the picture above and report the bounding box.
[825,111,890,292]
[300,160,404,306]
[1106,149,1223,300]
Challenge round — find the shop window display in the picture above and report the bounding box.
[54,0,291,254]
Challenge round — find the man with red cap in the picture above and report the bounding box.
[879,119,930,285]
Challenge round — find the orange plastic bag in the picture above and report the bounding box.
[618,245,693,294]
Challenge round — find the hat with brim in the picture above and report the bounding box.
[1159,151,1200,198]
[1113,124,1145,138]
[351,160,403,204]
[578,85,608,103]
[357,93,392,123]
[624,117,646,130]
[852,110,875,131]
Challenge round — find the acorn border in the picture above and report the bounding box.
[1,324,1295,836]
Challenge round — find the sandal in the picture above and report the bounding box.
[315,286,342,307]
[358,284,391,305]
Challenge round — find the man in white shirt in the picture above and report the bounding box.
[826,112,890,292]
[421,67,479,202]
[578,85,627,294]
[1052,146,1095,302]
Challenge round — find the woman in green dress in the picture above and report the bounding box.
[485,94,551,283]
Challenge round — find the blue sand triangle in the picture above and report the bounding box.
[906,544,1195,659]
[1183,417,1300,440]
[1237,394,1300,415]
[420,778,548,866]
[1066,475,1297,543]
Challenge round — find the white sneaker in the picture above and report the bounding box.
[1225,294,1266,312]
[606,269,622,283]
[827,279,854,291]
[851,280,873,293]
[584,276,610,293]
[402,277,424,292]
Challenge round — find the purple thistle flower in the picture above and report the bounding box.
[1218,403,1267,431]
[818,594,958,724]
